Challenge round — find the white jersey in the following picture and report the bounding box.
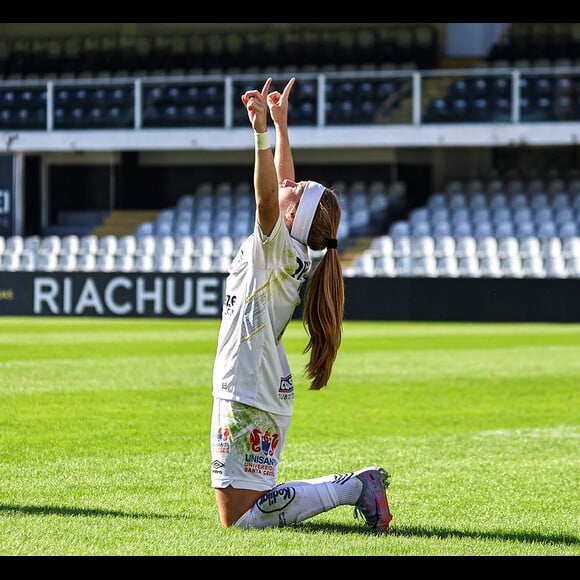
[212,213,311,416]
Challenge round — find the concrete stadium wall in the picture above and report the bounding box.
[2,272,580,322]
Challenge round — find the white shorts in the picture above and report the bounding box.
[210,398,290,491]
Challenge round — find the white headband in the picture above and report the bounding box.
[290,181,325,245]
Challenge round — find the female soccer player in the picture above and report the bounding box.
[210,77,392,532]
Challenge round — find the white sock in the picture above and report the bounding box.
[285,470,363,504]
[233,471,363,529]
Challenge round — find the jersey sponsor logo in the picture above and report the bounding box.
[256,486,296,514]
[278,374,294,400]
[291,257,311,281]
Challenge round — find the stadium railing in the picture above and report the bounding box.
[1,65,580,151]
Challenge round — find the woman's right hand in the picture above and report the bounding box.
[267,77,295,128]
[241,77,272,133]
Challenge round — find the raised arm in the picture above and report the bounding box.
[267,77,296,184]
[241,78,279,236]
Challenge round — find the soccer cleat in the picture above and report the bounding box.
[353,466,392,532]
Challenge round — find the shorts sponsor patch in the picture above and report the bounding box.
[212,426,231,453]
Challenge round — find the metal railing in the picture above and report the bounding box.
[1,66,580,132]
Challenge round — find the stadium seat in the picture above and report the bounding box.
[451,221,472,237]
[515,221,536,238]
[518,237,541,259]
[96,254,115,272]
[521,256,545,278]
[1,252,21,271]
[117,235,137,256]
[192,255,213,272]
[497,237,519,258]
[562,237,580,258]
[154,253,173,272]
[156,235,175,257]
[77,253,97,272]
[37,253,58,271]
[4,234,24,255]
[501,256,523,278]
[174,235,195,257]
[411,255,437,277]
[369,236,393,257]
[433,235,455,258]
[38,235,61,255]
[432,221,452,237]
[136,235,156,256]
[97,235,118,256]
[134,254,154,272]
[457,256,480,277]
[411,236,435,258]
[115,254,135,272]
[478,256,501,278]
[559,221,577,238]
[394,256,412,276]
[389,220,410,238]
[19,251,37,271]
[544,255,568,278]
[173,254,193,272]
[392,236,411,258]
[136,222,155,237]
[60,234,80,255]
[212,255,232,272]
[455,236,477,259]
[473,221,494,238]
[374,255,396,276]
[213,235,235,257]
[436,255,459,277]
[541,237,563,259]
[565,256,580,277]
[476,236,498,259]
[195,235,214,257]
[57,253,77,272]
[352,252,376,277]
[78,234,99,255]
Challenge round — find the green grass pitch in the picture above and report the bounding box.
[0,316,578,556]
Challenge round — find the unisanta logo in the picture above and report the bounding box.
[244,429,278,476]
[250,429,279,456]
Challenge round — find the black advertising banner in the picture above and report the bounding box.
[0,272,228,318]
[0,155,14,237]
[2,272,580,322]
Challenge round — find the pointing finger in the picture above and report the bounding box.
[281,77,296,101]
[261,77,273,97]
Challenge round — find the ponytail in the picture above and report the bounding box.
[301,189,344,390]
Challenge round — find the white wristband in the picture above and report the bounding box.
[255,132,270,151]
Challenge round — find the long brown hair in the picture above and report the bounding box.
[301,188,344,390]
